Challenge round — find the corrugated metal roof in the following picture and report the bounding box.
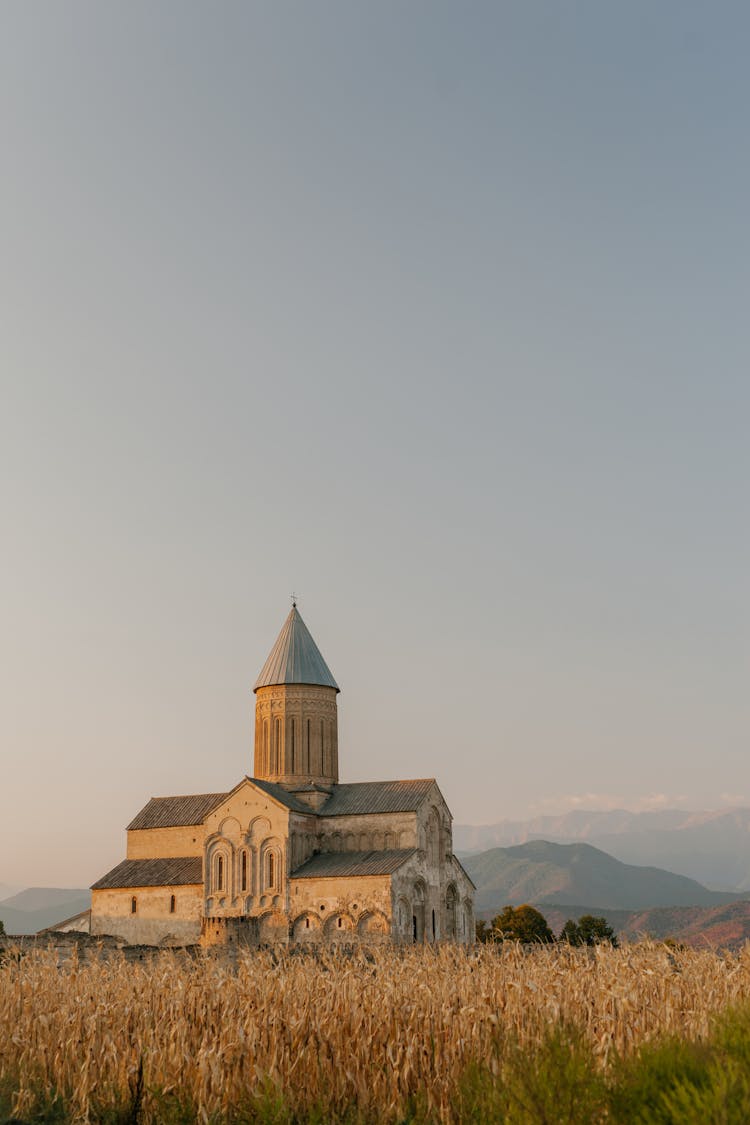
[254,606,339,692]
[39,908,92,934]
[291,849,416,879]
[127,793,229,831]
[319,779,435,817]
[250,777,319,814]
[91,857,203,890]
[123,778,434,832]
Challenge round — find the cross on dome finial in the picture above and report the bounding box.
[291,591,298,608]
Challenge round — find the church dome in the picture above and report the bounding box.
[253,606,339,692]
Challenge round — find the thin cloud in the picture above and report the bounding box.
[527,791,695,816]
[636,793,688,811]
[528,793,624,814]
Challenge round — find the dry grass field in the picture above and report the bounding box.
[3,941,750,1123]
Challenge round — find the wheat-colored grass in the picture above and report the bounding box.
[2,942,750,1122]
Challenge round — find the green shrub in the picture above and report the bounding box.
[456,1022,604,1124]
[607,1005,750,1125]
[607,1036,711,1124]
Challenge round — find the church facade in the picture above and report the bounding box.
[91,607,475,946]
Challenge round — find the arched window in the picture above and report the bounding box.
[432,908,436,940]
[267,851,275,889]
[241,850,248,893]
[320,719,325,774]
[263,721,269,774]
[290,719,296,772]
[131,896,137,914]
[169,894,176,914]
[274,718,281,774]
[427,810,440,866]
[217,854,224,891]
[306,719,311,774]
[445,887,457,938]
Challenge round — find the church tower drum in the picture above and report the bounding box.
[253,605,340,787]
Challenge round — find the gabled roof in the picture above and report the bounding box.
[254,606,339,692]
[39,908,92,934]
[453,855,477,890]
[245,777,318,815]
[291,849,416,879]
[123,778,438,834]
[91,857,203,890]
[127,793,229,831]
[318,779,436,817]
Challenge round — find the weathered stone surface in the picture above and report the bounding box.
[90,609,475,947]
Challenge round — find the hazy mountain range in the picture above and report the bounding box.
[0,888,91,935]
[455,807,750,890]
[462,840,742,916]
[5,808,750,946]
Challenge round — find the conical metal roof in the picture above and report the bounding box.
[253,606,339,692]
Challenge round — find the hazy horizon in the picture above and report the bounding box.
[2,3,748,886]
[6,794,750,897]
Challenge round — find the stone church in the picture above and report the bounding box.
[90,606,475,946]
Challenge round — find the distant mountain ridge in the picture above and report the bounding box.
[541,901,750,951]
[0,888,91,935]
[455,807,750,890]
[464,840,743,915]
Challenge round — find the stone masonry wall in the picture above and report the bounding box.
[288,874,393,942]
[254,684,339,786]
[90,885,203,945]
[316,811,416,852]
[127,824,204,860]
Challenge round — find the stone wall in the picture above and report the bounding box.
[254,684,339,786]
[289,873,393,943]
[201,779,294,917]
[127,824,204,859]
[390,848,474,946]
[90,885,203,945]
[316,811,416,852]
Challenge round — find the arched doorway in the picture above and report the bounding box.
[412,879,426,943]
[446,884,458,939]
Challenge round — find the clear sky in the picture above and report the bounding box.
[1,2,748,887]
